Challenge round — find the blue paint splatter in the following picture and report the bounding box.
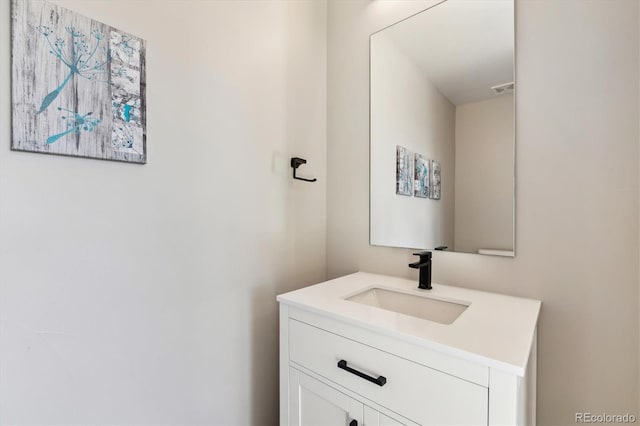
[46,107,100,144]
[123,104,132,122]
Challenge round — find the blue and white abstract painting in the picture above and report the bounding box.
[395,145,413,196]
[11,0,147,163]
[414,154,430,198]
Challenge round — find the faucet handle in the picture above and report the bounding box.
[412,251,432,260]
[409,250,432,269]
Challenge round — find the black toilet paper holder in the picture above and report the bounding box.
[290,157,317,182]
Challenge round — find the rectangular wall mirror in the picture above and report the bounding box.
[370,0,515,257]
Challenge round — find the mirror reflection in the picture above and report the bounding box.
[370,0,515,256]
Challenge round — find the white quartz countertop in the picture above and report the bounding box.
[277,272,541,376]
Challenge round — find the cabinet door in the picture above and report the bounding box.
[364,405,417,426]
[289,368,363,426]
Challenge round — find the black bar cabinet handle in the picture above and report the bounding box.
[349,420,358,426]
[337,359,387,387]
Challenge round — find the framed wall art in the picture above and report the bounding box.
[396,145,413,196]
[430,159,441,200]
[11,0,147,163]
[414,154,430,198]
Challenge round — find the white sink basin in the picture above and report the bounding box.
[346,287,469,324]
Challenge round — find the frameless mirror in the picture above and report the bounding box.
[370,0,515,257]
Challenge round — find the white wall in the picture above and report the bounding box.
[370,33,455,250]
[454,94,514,253]
[0,0,327,424]
[327,0,639,424]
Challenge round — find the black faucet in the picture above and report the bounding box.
[408,251,432,290]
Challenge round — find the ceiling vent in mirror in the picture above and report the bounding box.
[491,82,515,95]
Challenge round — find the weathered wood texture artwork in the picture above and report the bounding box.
[11,0,147,163]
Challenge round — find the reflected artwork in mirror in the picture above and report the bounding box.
[370,0,515,257]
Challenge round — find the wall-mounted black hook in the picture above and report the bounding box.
[290,157,317,182]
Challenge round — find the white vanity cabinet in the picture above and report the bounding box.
[278,273,541,426]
